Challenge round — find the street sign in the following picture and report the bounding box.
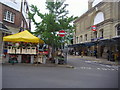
[58,30,66,37]
[91,25,97,31]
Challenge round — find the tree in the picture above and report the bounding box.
[28,0,77,59]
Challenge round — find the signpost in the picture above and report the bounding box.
[91,25,97,31]
[58,30,66,37]
[58,30,67,64]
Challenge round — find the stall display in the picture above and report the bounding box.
[3,30,44,64]
[8,55,18,65]
[7,42,37,55]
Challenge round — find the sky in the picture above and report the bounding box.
[28,0,89,31]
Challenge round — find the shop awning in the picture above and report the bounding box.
[3,30,44,44]
[68,42,96,48]
[83,42,96,46]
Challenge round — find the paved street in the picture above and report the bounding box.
[2,55,118,88]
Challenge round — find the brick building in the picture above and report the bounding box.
[71,0,120,60]
[0,0,31,62]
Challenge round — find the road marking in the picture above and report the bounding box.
[105,65,112,67]
[101,68,108,70]
[80,67,86,69]
[85,61,92,63]
[86,67,92,69]
[107,69,111,70]
[92,61,98,63]
[111,69,115,70]
[97,68,101,70]
[74,67,117,71]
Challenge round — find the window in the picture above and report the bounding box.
[116,24,120,36]
[93,31,97,38]
[3,11,15,23]
[80,35,83,42]
[94,12,104,25]
[99,29,104,38]
[85,34,87,41]
[76,37,79,43]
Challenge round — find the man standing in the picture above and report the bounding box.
[94,49,97,58]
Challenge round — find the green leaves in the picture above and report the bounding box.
[28,0,77,48]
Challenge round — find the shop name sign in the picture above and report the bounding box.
[91,37,103,41]
[91,25,97,31]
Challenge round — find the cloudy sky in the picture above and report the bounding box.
[28,0,89,31]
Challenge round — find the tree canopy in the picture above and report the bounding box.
[28,0,77,48]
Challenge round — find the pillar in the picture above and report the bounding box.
[18,55,22,63]
[31,55,34,64]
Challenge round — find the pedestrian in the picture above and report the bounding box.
[94,49,97,58]
[117,52,120,64]
[81,51,84,57]
[71,49,74,55]
[90,50,93,56]
[107,50,114,61]
[79,50,81,56]
[107,50,110,61]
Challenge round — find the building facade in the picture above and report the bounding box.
[0,0,31,63]
[0,0,31,33]
[73,0,120,60]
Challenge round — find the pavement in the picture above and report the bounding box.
[2,55,119,68]
[68,55,119,66]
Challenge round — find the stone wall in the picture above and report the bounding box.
[74,2,119,44]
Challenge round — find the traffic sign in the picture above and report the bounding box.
[91,25,97,31]
[58,30,66,37]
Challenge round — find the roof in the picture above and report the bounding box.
[0,22,11,33]
[3,30,44,44]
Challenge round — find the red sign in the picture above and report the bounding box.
[91,25,97,31]
[58,30,66,37]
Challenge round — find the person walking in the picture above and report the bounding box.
[107,50,110,61]
[81,51,84,57]
[94,49,97,58]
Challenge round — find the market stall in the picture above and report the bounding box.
[3,30,45,64]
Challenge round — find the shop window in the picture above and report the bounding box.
[3,10,15,23]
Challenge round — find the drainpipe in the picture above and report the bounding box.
[0,31,2,63]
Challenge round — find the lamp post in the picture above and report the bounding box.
[96,38,100,58]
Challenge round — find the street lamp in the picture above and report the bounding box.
[96,38,100,58]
